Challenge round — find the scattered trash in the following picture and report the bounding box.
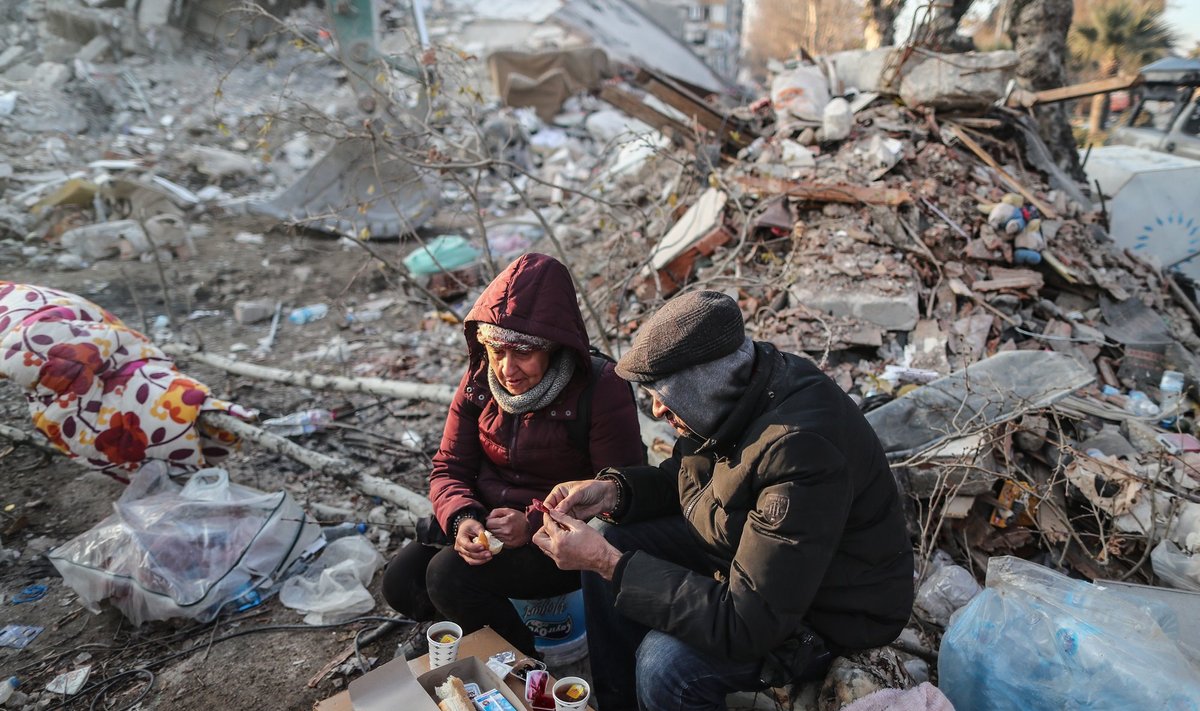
[46,666,91,696]
[914,551,982,627]
[289,303,330,325]
[279,535,383,625]
[10,584,47,604]
[0,625,42,649]
[263,409,337,437]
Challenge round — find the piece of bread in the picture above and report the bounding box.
[435,676,474,711]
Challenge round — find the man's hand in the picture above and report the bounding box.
[532,510,623,581]
[486,507,531,547]
[454,517,492,565]
[544,479,618,520]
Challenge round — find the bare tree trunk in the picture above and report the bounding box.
[928,0,976,52]
[1007,0,1086,181]
[864,0,903,49]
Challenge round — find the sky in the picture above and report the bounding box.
[1164,0,1200,49]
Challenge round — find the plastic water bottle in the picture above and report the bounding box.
[1158,370,1185,427]
[288,303,329,325]
[0,677,19,704]
[262,409,335,436]
[1126,390,1160,418]
[344,309,383,324]
[322,522,368,541]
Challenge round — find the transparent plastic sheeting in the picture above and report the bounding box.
[49,464,321,625]
[939,556,1200,711]
[866,351,1094,460]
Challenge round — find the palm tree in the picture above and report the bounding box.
[1070,0,1175,139]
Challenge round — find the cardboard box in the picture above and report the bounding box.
[350,655,528,711]
[314,628,592,711]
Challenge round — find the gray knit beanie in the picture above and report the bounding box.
[616,290,745,382]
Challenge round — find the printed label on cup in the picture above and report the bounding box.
[426,621,463,669]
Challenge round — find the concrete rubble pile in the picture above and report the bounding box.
[3,0,1200,707]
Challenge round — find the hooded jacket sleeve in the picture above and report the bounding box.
[429,371,488,534]
[587,361,647,472]
[611,432,852,663]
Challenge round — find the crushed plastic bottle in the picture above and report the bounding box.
[262,409,336,436]
[322,522,368,541]
[1126,390,1160,418]
[288,303,329,325]
[1158,370,1185,427]
[0,677,19,704]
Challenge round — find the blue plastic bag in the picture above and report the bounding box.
[939,557,1200,711]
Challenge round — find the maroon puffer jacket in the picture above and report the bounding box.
[428,253,644,535]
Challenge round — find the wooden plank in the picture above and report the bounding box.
[598,86,692,144]
[1009,74,1141,107]
[735,175,912,206]
[945,124,1057,218]
[972,273,1045,292]
[635,69,756,148]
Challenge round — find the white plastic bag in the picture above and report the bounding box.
[280,535,383,625]
[913,550,981,626]
[1152,539,1200,592]
[771,65,830,123]
[939,556,1200,711]
[48,464,321,625]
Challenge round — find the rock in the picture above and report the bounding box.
[0,45,24,72]
[31,61,72,89]
[817,647,914,711]
[75,35,111,63]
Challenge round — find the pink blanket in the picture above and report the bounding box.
[0,282,252,481]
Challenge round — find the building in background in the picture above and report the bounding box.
[632,0,744,82]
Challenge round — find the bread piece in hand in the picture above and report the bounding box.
[435,675,474,711]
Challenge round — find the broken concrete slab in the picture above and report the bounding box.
[900,434,999,498]
[790,284,920,332]
[75,35,112,64]
[0,46,26,73]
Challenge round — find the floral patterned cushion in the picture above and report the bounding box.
[0,282,253,481]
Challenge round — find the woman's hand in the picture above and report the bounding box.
[454,517,493,565]
[486,507,531,547]
[544,479,618,520]
[532,510,623,580]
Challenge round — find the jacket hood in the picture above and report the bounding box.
[463,253,591,376]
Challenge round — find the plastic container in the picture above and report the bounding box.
[288,303,329,325]
[1158,370,1185,427]
[262,409,335,436]
[509,590,588,665]
[0,677,18,704]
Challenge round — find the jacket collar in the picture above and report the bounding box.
[695,341,780,455]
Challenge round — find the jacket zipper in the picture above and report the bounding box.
[684,475,713,522]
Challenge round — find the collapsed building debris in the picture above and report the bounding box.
[3,0,1200,708]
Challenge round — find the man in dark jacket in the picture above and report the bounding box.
[534,290,913,711]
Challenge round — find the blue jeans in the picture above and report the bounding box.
[583,517,768,711]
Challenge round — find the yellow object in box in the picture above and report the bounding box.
[565,684,585,701]
[438,634,456,644]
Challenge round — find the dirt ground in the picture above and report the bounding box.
[0,215,482,710]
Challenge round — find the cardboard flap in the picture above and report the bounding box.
[349,657,439,711]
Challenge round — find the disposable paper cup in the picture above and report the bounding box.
[552,676,590,711]
[426,621,463,669]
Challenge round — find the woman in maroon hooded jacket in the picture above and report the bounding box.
[382,253,644,655]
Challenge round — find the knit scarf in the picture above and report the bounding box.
[487,348,576,414]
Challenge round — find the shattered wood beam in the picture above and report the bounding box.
[635,69,755,148]
[162,345,455,404]
[200,412,432,519]
[598,86,694,146]
[735,176,912,206]
[944,124,1057,219]
[1008,75,1140,108]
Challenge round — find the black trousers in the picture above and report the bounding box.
[381,537,580,656]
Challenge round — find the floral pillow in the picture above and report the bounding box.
[0,282,252,481]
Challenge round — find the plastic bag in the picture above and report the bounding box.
[1152,539,1200,592]
[914,550,981,626]
[279,535,382,625]
[939,556,1200,711]
[770,64,830,123]
[48,464,321,625]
